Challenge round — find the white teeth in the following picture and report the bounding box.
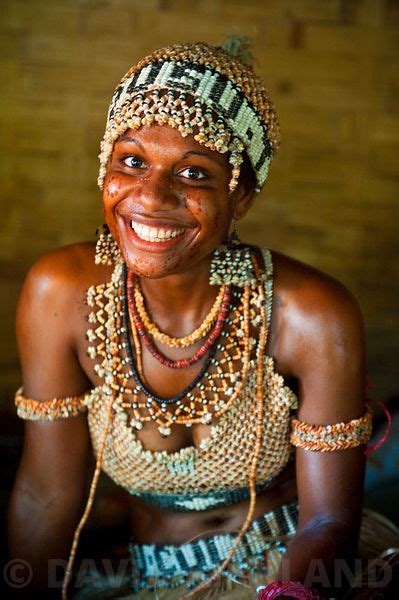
[130,221,185,242]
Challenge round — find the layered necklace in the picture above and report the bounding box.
[128,274,233,369]
[118,265,252,437]
[86,245,270,440]
[132,278,228,348]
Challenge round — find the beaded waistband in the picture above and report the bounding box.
[129,481,276,512]
[128,501,298,592]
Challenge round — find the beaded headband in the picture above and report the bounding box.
[98,42,280,193]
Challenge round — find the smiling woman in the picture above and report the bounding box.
[8,41,391,600]
[103,125,251,280]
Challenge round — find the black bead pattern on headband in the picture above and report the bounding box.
[126,71,141,96]
[228,94,244,121]
[209,81,225,105]
[255,146,272,172]
[146,62,165,85]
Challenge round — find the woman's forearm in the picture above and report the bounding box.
[277,518,360,598]
[8,477,83,595]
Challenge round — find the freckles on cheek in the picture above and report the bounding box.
[184,196,213,223]
[183,193,202,212]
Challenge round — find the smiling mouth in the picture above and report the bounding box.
[130,221,186,243]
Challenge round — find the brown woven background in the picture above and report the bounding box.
[1,0,398,410]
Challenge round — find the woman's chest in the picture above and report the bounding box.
[78,257,296,461]
[79,265,258,438]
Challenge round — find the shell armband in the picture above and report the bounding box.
[15,388,88,421]
[290,408,373,452]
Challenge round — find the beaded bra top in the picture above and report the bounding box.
[82,247,299,510]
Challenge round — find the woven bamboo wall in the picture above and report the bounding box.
[1,0,398,408]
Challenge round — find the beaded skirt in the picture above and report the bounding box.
[72,501,298,599]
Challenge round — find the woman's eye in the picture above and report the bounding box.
[123,156,145,169]
[179,167,207,181]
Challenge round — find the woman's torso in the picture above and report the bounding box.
[69,242,300,544]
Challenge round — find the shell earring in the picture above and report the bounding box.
[209,221,256,287]
[95,224,122,266]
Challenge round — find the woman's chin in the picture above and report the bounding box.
[122,245,210,281]
[119,250,178,281]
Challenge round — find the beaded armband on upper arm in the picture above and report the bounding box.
[290,408,373,451]
[15,388,88,421]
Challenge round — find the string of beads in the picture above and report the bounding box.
[182,256,269,599]
[123,270,251,432]
[127,270,232,369]
[133,278,227,348]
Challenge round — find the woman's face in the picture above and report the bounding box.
[103,124,253,279]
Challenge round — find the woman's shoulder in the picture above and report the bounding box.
[20,242,112,304]
[17,242,114,333]
[266,249,364,376]
[269,248,362,321]
[16,243,113,398]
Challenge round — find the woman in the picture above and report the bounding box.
[8,41,376,599]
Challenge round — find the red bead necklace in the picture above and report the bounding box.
[126,271,232,369]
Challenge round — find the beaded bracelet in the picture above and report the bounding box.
[290,408,373,452]
[15,388,88,421]
[257,580,322,599]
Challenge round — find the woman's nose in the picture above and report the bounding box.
[135,169,180,212]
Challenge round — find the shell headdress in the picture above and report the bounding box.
[98,41,280,193]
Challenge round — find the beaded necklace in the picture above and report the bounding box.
[133,278,227,348]
[120,264,252,436]
[122,265,219,402]
[127,272,233,369]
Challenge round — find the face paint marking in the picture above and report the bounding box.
[105,176,121,198]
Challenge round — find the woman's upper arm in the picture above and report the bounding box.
[16,246,92,398]
[280,266,367,530]
[14,246,93,498]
